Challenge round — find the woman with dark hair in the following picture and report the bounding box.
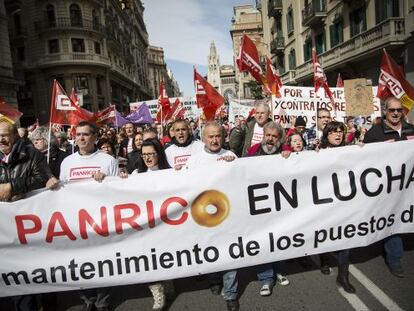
[318,121,355,294]
[97,138,116,157]
[286,130,306,152]
[136,138,170,173]
[120,138,171,309]
[126,132,144,173]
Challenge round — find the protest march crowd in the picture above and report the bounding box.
[0,94,413,311]
[1,36,414,310]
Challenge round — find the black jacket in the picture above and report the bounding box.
[0,139,50,197]
[46,146,71,178]
[126,149,144,174]
[364,119,414,143]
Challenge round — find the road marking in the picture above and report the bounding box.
[349,264,405,311]
[338,287,370,311]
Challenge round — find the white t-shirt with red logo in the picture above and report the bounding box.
[60,150,119,182]
[186,148,237,169]
[251,123,264,146]
[165,140,204,168]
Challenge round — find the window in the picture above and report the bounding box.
[330,19,343,47]
[14,14,22,35]
[94,42,101,54]
[96,76,103,95]
[375,0,399,24]
[70,3,82,27]
[92,9,100,30]
[46,4,56,27]
[48,39,59,53]
[276,54,285,74]
[288,49,296,70]
[287,7,294,35]
[315,32,325,54]
[350,7,367,37]
[71,38,85,52]
[17,47,25,61]
[72,75,89,95]
[303,40,312,62]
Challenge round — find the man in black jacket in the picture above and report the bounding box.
[0,121,50,310]
[364,97,414,278]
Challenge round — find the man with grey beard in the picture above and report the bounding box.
[246,121,286,156]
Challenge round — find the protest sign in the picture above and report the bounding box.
[228,98,256,121]
[344,79,374,116]
[0,141,413,297]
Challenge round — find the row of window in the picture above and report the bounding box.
[283,0,399,40]
[45,3,100,27]
[47,38,101,54]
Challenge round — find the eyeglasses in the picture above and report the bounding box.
[141,152,157,158]
[387,108,403,113]
[328,130,343,135]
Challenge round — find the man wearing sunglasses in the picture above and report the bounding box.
[364,96,414,278]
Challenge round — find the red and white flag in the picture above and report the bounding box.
[312,48,335,110]
[194,67,225,121]
[265,57,282,97]
[156,82,171,124]
[237,34,264,85]
[166,98,185,122]
[0,98,23,124]
[95,105,116,125]
[377,49,414,114]
[336,73,344,88]
[70,88,95,122]
[50,80,88,126]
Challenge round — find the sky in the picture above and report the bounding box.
[143,0,255,97]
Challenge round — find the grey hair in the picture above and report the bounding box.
[29,126,57,146]
[203,121,222,135]
[254,99,271,112]
[263,121,286,144]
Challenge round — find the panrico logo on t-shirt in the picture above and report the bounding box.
[174,155,190,165]
[69,166,101,180]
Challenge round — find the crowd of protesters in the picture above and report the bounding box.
[0,96,413,311]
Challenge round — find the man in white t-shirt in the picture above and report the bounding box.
[165,119,203,170]
[59,121,118,311]
[186,122,239,311]
[229,100,272,157]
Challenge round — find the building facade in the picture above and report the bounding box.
[5,0,152,125]
[220,65,237,103]
[230,5,266,99]
[147,45,181,99]
[207,41,221,92]
[0,0,19,108]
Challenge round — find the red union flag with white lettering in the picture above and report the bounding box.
[50,80,88,125]
[194,67,225,120]
[312,48,335,109]
[377,49,414,114]
[95,105,115,125]
[237,34,264,85]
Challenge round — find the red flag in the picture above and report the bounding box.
[95,105,115,125]
[0,98,23,124]
[194,67,225,121]
[50,80,88,125]
[156,82,171,124]
[312,48,335,110]
[166,98,186,122]
[238,34,264,85]
[70,88,95,122]
[377,49,414,114]
[336,73,344,88]
[265,57,282,97]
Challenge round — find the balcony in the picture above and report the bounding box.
[35,17,105,35]
[281,70,297,85]
[302,0,327,27]
[294,18,407,82]
[36,53,110,68]
[268,0,283,17]
[270,37,284,54]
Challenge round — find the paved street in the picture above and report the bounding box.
[1,234,413,311]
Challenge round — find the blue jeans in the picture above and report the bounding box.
[256,263,279,286]
[384,235,403,267]
[222,270,238,301]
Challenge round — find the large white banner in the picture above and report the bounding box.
[272,86,382,128]
[0,141,413,297]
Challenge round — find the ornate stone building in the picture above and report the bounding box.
[230,5,266,99]
[147,45,181,99]
[207,41,221,92]
[4,0,152,124]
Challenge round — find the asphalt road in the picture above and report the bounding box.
[1,234,413,311]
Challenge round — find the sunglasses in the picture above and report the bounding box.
[388,108,403,113]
